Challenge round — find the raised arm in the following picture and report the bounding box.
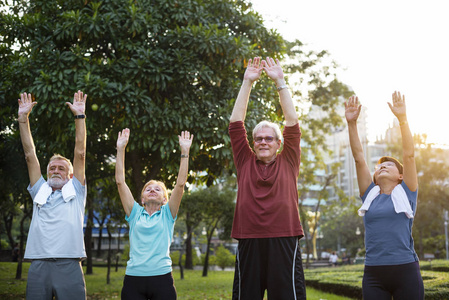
[229,57,263,123]
[115,128,135,217]
[388,91,417,191]
[66,90,87,184]
[168,131,193,219]
[262,57,298,126]
[18,93,41,187]
[345,96,372,195]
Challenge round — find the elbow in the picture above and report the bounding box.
[74,149,86,162]
[23,151,35,163]
[176,180,186,190]
[403,152,415,163]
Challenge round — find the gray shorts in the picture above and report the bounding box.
[26,258,86,300]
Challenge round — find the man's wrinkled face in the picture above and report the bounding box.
[47,160,70,189]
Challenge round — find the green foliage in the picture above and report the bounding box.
[305,264,449,300]
[0,0,288,193]
[214,245,234,270]
[420,259,449,273]
[170,251,200,267]
[121,243,130,262]
[0,240,10,249]
[200,253,216,266]
[177,181,235,271]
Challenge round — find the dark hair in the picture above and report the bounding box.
[373,156,403,184]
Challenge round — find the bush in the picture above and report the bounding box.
[200,253,217,266]
[304,263,449,299]
[170,251,200,267]
[420,259,449,273]
[215,245,234,270]
[121,244,130,262]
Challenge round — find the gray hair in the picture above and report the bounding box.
[252,121,282,141]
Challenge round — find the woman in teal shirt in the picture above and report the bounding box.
[115,128,193,300]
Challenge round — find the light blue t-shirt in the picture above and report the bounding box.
[362,181,419,266]
[24,176,87,259]
[125,202,176,276]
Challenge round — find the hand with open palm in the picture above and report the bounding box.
[243,57,263,83]
[388,91,407,122]
[18,93,37,122]
[345,95,362,124]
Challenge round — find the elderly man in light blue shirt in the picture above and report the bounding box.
[18,90,88,300]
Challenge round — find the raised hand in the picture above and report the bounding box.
[178,131,193,153]
[66,90,87,116]
[117,128,130,150]
[18,93,37,121]
[243,57,263,83]
[261,57,285,85]
[345,96,362,123]
[388,91,407,120]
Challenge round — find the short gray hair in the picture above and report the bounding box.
[252,121,282,141]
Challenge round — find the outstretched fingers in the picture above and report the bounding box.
[66,90,87,115]
[18,92,37,116]
[248,57,261,69]
[178,131,193,150]
[117,128,130,149]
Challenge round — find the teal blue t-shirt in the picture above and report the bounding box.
[125,202,176,276]
[362,181,419,266]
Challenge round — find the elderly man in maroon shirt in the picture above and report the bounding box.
[229,57,306,300]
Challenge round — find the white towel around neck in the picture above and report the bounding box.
[358,184,414,219]
[34,179,76,207]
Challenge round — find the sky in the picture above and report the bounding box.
[251,0,449,146]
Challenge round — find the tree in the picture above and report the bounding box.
[0,0,283,273]
[177,182,235,277]
[1,0,352,277]
[200,184,235,277]
[177,190,204,271]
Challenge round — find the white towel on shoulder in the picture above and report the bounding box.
[358,184,414,219]
[34,179,76,207]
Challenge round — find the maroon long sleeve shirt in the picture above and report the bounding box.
[229,121,304,239]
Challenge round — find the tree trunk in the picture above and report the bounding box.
[116,225,121,272]
[298,203,310,269]
[178,244,184,280]
[129,151,146,197]
[94,215,107,258]
[185,229,193,269]
[3,214,15,251]
[15,207,29,280]
[106,225,112,284]
[84,196,94,275]
[202,234,213,277]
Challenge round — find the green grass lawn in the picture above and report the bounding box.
[0,262,353,299]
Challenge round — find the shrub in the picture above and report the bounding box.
[215,245,234,270]
[200,253,217,266]
[170,251,200,267]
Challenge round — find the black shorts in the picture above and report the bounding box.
[121,272,177,300]
[232,237,306,300]
[363,261,424,300]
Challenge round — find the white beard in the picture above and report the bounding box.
[48,176,69,189]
